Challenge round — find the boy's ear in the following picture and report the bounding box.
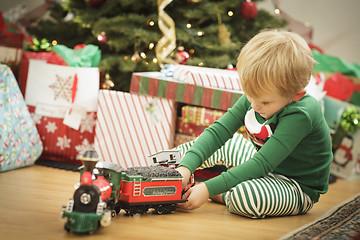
[291,89,306,102]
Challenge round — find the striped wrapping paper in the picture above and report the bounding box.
[94,90,177,169]
[173,65,242,91]
[130,72,243,111]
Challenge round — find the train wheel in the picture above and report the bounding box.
[115,206,121,215]
[138,206,148,215]
[169,204,176,213]
[127,208,136,217]
[156,204,175,214]
[156,205,164,215]
[111,209,117,218]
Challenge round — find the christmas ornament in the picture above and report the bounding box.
[226,64,236,71]
[239,0,257,20]
[102,73,114,89]
[131,52,141,63]
[175,46,189,65]
[97,32,107,44]
[85,0,106,8]
[155,0,177,67]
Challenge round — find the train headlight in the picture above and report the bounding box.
[80,193,91,204]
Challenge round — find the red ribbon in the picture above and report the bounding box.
[68,74,78,115]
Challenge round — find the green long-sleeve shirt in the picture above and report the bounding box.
[179,94,333,202]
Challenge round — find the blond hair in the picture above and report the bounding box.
[236,29,316,98]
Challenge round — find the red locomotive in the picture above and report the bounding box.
[61,150,193,233]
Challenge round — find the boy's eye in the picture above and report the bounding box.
[262,102,269,105]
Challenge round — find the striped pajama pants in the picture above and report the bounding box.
[175,133,314,219]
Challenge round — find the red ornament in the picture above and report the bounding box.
[97,32,107,44]
[240,1,258,20]
[175,46,190,65]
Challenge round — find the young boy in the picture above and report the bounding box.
[176,29,333,218]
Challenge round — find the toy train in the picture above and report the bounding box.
[61,150,193,234]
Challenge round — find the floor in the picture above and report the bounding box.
[0,164,359,240]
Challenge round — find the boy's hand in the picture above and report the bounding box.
[176,166,191,190]
[177,182,210,210]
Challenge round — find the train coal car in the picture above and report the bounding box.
[118,166,186,216]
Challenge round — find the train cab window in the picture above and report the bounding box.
[104,173,111,180]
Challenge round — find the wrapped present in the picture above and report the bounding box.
[323,96,360,179]
[24,60,99,165]
[130,72,243,111]
[18,44,100,96]
[176,117,206,137]
[181,105,225,127]
[173,65,242,91]
[174,133,197,147]
[0,64,43,172]
[94,90,176,169]
[0,12,30,77]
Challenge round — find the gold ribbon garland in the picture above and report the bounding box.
[155,0,177,68]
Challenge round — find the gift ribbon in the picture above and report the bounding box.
[69,74,78,114]
[62,74,79,149]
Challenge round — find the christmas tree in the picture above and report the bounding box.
[27,0,286,92]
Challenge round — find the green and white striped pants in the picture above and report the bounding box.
[175,133,314,219]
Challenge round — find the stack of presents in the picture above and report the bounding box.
[1,18,360,181]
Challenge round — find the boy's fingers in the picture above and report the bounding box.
[182,189,191,199]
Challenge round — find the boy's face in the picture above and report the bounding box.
[246,92,292,120]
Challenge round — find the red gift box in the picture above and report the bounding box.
[181,105,225,126]
[0,12,30,77]
[176,117,207,137]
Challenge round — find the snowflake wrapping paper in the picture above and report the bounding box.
[0,64,43,172]
[173,65,242,91]
[24,60,99,164]
[94,90,176,169]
